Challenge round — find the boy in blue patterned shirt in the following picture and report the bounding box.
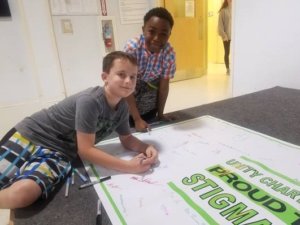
[124,7,176,132]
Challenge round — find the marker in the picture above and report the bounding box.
[96,199,102,225]
[65,177,70,197]
[71,169,75,185]
[149,121,161,126]
[79,176,111,189]
[146,127,151,135]
[74,168,88,183]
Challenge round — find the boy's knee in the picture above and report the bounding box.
[9,179,42,208]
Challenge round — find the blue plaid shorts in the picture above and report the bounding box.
[0,128,71,199]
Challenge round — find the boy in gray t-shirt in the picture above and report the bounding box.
[0,51,158,209]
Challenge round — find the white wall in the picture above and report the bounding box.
[52,15,104,95]
[50,0,156,96]
[232,0,300,96]
[0,0,65,136]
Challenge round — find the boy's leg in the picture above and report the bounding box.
[0,129,36,187]
[0,129,41,208]
[0,179,41,208]
[0,130,71,209]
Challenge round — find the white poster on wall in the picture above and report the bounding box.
[118,0,149,24]
[49,0,98,15]
[185,0,195,18]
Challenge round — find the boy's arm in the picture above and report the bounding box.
[125,94,149,131]
[157,78,169,118]
[157,44,176,121]
[119,134,147,153]
[77,131,128,171]
[76,131,155,173]
[119,134,158,164]
[158,78,176,122]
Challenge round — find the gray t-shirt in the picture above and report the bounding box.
[15,86,131,160]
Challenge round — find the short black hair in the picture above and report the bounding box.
[144,7,174,28]
[103,51,137,73]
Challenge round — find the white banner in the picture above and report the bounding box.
[84,116,300,225]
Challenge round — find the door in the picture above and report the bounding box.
[164,0,207,82]
[208,0,225,64]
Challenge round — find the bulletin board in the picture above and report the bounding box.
[84,116,300,225]
[49,0,99,15]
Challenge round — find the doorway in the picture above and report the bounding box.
[207,0,225,64]
[164,0,208,82]
[160,0,232,112]
[162,0,226,81]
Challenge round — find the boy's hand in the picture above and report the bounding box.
[158,114,176,122]
[134,118,149,132]
[127,146,159,173]
[128,153,153,173]
[143,145,158,164]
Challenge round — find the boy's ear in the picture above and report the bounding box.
[101,72,108,82]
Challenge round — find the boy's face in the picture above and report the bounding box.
[142,16,172,53]
[102,59,137,99]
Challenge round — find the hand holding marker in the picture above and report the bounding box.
[73,168,111,189]
[79,176,111,189]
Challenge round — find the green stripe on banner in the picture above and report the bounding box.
[168,182,219,225]
[90,165,127,225]
[207,165,300,224]
[241,156,300,187]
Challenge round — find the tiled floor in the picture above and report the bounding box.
[165,63,232,113]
